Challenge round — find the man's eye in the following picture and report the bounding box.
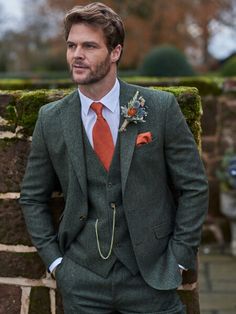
[67,43,75,49]
[85,43,96,49]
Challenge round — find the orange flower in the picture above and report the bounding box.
[128,108,137,117]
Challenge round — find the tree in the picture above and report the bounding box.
[44,0,236,69]
[1,0,235,72]
[186,0,236,65]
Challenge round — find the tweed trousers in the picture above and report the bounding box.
[56,256,186,314]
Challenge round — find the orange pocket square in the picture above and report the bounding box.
[136,132,152,147]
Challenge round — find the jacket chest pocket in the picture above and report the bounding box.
[134,138,160,154]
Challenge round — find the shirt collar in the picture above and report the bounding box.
[78,78,120,116]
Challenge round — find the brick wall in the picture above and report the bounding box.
[0,83,235,313]
[0,139,63,313]
[0,90,69,313]
[201,92,236,243]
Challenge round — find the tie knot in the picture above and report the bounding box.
[91,102,103,117]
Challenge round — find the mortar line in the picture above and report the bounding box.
[0,192,20,199]
[20,286,31,314]
[0,277,56,289]
[0,244,36,252]
[0,192,63,199]
[50,289,56,314]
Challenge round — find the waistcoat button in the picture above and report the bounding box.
[79,215,87,221]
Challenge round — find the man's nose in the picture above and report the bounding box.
[74,46,85,59]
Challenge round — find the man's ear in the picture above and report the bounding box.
[110,44,122,63]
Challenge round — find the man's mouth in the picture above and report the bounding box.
[72,64,89,69]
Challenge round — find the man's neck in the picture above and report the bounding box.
[78,71,117,101]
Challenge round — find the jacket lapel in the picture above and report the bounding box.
[59,91,87,197]
[119,81,138,195]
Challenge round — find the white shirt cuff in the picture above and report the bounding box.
[49,257,63,273]
[178,264,188,271]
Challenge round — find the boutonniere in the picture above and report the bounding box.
[119,91,147,132]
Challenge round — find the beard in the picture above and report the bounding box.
[69,53,111,85]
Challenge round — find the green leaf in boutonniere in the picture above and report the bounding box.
[119,91,147,132]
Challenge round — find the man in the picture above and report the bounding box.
[20,2,208,313]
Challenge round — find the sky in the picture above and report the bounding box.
[0,0,24,30]
[0,0,236,60]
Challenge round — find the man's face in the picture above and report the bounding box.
[66,23,116,85]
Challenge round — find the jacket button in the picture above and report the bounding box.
[79,215,87,221]
[108,182,113,188]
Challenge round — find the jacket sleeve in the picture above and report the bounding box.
[164,94,208,270]
[19,107,62,269]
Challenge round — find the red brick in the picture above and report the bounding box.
[201,137,217,155]
[0,284,21,314]
[0,139,30,192]
[0,94,14,117]
[201,96,218,136]
[0,199,32,245]
[56,291,64,314]
[208,179,221,216]
[207,157,221,178]
[178,289,200,314]
[0,252,45,279]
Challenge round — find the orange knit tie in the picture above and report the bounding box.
[91,102,114,171]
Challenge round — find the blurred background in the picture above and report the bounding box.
[0,0,236,78]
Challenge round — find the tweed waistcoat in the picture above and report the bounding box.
[66,130,138,277]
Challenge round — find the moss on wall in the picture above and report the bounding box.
[1,89,71,135]
[0,138,19,150]
[0,86,202,147]
[153,86,202,147]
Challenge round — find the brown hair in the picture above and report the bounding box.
[64,2,125,54]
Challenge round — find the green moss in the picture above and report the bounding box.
[153,86,202,148]
[0,90,22,127]
[17,91,52,134]
[1,86,202,148]
[29,287,51,314]
[0,138,19,150]
[1,89,71,135]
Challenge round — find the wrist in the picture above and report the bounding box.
[49,257,63,273]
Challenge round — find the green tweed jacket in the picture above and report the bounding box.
[20,80,208,290]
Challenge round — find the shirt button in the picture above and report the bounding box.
[110,202,116,209]
[108,182,113,188]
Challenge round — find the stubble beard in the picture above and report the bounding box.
[70,53,111,85]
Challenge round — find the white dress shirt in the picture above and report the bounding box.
[79,78,120,147]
